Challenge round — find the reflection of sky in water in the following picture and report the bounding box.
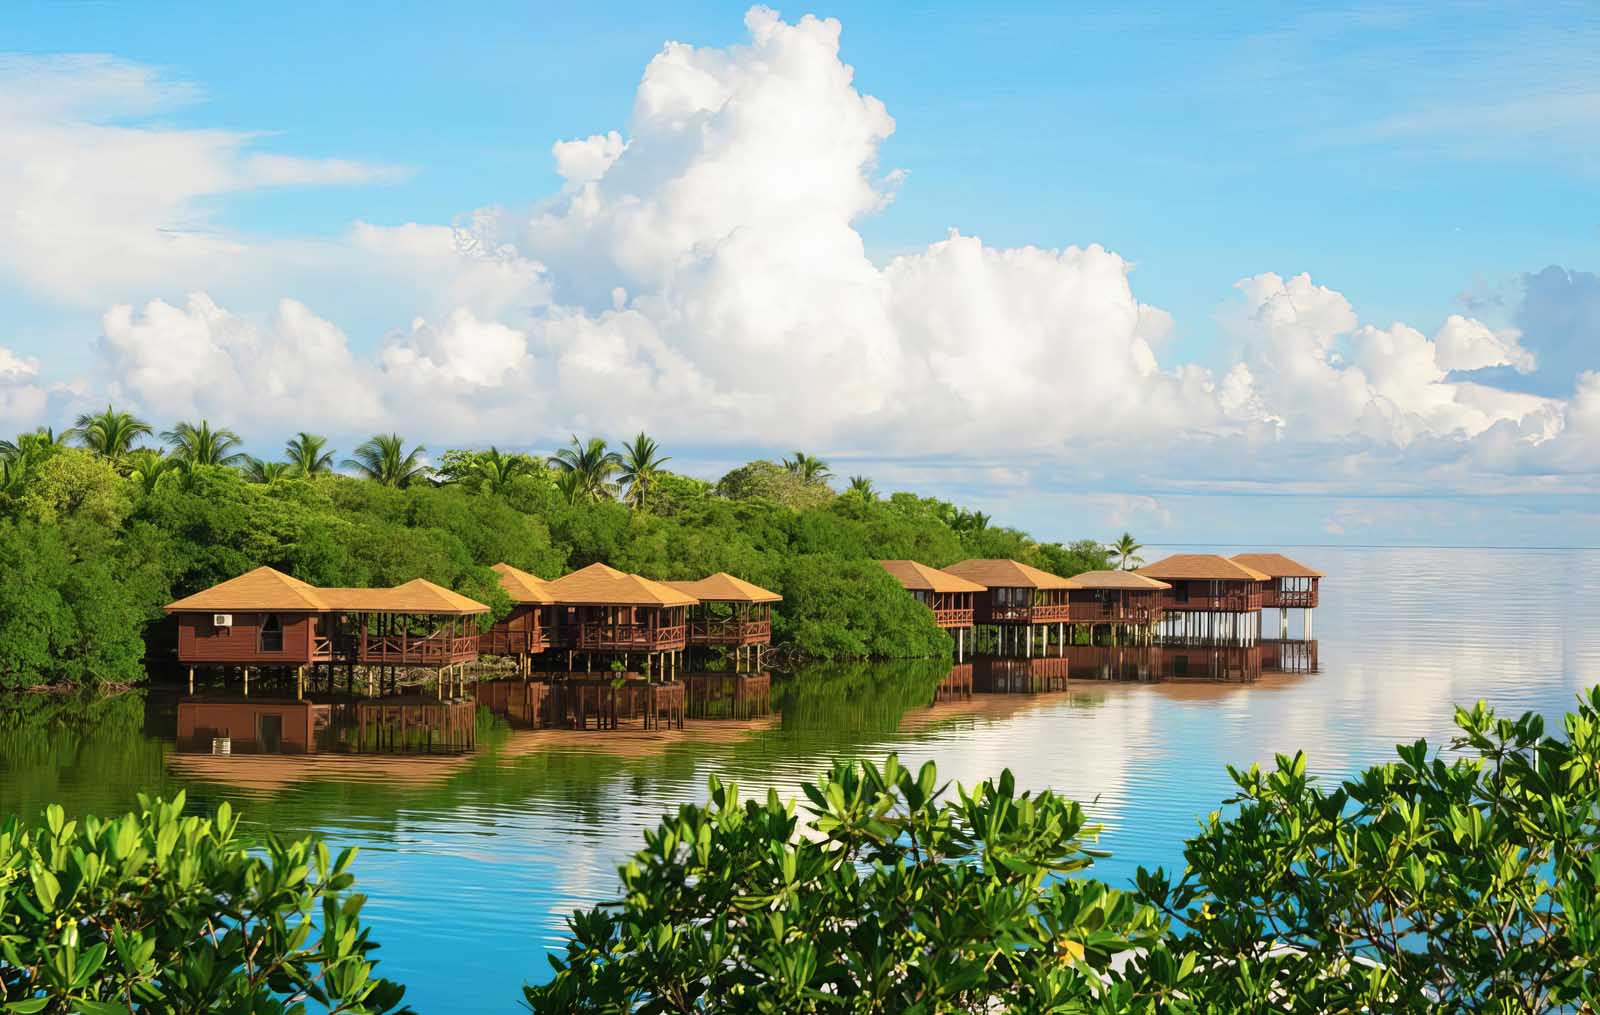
[3,547,1597,1014]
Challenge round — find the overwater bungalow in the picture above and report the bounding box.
[1232,552,1324,638]
[878,560,984,660]
[542,562,696,674]
[941,558,1075,657]
[483,562,557,670]
[1137,554,1268,645]
[1063,570,1171,643]
[165,566,489,696]
[660,572,781,671]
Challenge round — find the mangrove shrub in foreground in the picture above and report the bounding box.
[529,689,1600,1014]
[0,793,408,1014]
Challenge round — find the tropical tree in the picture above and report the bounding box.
[284,431,336,476]
[342,433,429,488]
[0,427,68,467]
[846,474,877,500]
[72,405,153,464]
[618,431,670,509]
[551,435,621,504]
[952,507,990,533]
[244,458,294,484]
[1108,532,1144,571]
[161,420,247,468]
[782,450,831,483]
[124,447,178,495]
[471,446,534,496]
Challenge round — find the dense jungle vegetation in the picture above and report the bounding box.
[0,412,1114,688]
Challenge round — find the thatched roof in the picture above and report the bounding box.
[544,562,698,607]
[1231,553,1324,579]
[165,566,489,615]
[661,573,782,604]
[164,566,329,613]
[1138,554,1270,582]
[1064,570,1172,591]
[492,562,557,604]
[879,560,986,594]
[942,559,1076,590]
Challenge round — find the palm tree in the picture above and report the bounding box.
[554,468,586,506]
[343,433,429,487]
[952,508,990,533]
[1108,532,1145,571]
[551,435,621,504]
[619,432,670,509]
[847,475,877,500]
[782,450,831,483]
[284,432,335,476]
[472,446,534,496]
[124,447,177,495]
[72,406,153,464]
[161,420,247,468]
[244,458,294,484]
[0,426,68,464]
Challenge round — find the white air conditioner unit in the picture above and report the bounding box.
[212,614,233,627]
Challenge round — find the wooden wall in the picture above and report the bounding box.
[176,610,318,664]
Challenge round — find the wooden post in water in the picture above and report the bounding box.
[296,665,304,700]
[187,667,194,695]
[243,667,250,697]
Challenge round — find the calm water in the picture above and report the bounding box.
[3,546,1598,1012]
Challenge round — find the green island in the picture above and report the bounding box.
[0,411,1114,690]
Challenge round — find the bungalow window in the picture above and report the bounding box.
[260,613,284,653]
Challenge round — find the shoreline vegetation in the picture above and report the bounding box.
[0,412,1112,691]
[3,690,1596,1012]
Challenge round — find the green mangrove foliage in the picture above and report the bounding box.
[524,755,1173,1013]
[0,423,1111,687]
[0,794,409,1014]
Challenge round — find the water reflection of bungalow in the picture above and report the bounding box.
[164,566,489,696]
[483,563,556,670]
[878,560,984,660]
[1137,554,1268,645]
[661,573,781,671]
[1063,570,1171,643]
[542,563,696,673]
[942,559,1075,657]
[1063,644,1263,682]
[177,697,330,754]
[1232,553,1324,639]
[971,656,1070,693]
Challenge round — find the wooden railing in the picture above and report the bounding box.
[1165,591,1263,612]
[576,623,687,650]
[930,607,974,628]
[359,632,479,663]
[482,627,550,655]
[1262,587,1318,609]
[688,619,771,645]
[1065,602,1163,624]
[980,603,1072,624]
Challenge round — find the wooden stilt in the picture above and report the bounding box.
[297,665,304,700]
[188,667,195,695]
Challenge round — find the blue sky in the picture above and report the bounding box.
[2,2,1598,545]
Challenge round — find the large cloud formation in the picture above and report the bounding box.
[1,8,1595,508]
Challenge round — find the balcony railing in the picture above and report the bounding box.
[980,603,1072,624]
[1064,602,1164,624]
[688,619,771,645]
[359,632,479,664]
[1262,588,1319,609]
[1164,592,1263,612]
[575,623,687,650]
[930,607,974,628]
[482,627,551,655]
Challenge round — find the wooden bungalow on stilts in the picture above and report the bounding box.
[660,572,781,672]
[483,562,556,674]
[878,560,983,662]
[542,562,695,678]
[1062,570,1170,646]
[940,559,1075,658]
[165,566,489,700]
[1136,554,1268,646]
[1231,553,1323,641]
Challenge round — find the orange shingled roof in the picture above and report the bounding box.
[661,572,782,603]
[543,562,698,607]
[1064,570,1172,591]
[1138,554,1270,582]
[1231,553,1325,579]
[942,558,1076,590]
[492,562,557,604]
[164,566,329,613]
[879,560,986,594]
[166,566,489,615]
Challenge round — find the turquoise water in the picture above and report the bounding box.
[2,546,1597,1012]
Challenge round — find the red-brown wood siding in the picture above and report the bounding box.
[176,611,319,664]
